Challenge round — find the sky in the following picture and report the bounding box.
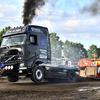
[0,0,100,50]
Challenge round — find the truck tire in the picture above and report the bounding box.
[8,75,18,82]
[30,65,44,83]
[67,70,76,83]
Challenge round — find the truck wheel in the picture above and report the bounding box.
[68,70,76,83]
[30,65,44,83]
[8,75,18,82]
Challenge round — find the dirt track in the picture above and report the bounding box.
[0,78,100,100]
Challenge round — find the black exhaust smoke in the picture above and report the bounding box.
[80,0,100,15]
[22,0,100,25]
[22,0,48,26]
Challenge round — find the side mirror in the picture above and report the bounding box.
[30,36,35,43]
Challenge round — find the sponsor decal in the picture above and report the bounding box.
[30,27,42,33]
[39,49,47,59]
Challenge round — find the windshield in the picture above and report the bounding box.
[1,34,26,46]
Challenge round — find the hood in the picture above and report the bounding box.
[0,45,22,55]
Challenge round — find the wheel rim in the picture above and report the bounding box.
[69,73,75,81]
[36,69,43,80]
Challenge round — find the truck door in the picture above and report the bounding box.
[27,34,39,67]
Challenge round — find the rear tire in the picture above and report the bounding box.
[8,75,18,82]
[67,70,76,83]
[30,65,44,83]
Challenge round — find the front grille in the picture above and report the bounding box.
[1,55,22,64]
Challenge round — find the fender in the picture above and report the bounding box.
[31,58,48,68]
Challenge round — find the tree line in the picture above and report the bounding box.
[49,32,100,62]
[0,26,100,62]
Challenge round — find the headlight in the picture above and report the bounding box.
[8,66,10,70]
[11,66,13,70]
[5,65,14,70]
[5,66,7,70]
[20,63,24,67]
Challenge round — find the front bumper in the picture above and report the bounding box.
[18,67,28,74]
[2,66,28,76]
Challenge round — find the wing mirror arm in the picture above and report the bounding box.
[28,41,30,45]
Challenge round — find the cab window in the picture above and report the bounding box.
[40,36,46,46]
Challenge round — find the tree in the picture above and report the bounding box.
[49,32,63,58]
[97,47,100,58]
[49,33,88,61]
[0,26,11,45]
[63,40,87,62]
[88,45,98,58]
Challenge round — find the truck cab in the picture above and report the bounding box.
[0,25,51,82]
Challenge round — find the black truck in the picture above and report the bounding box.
[0,25,79,83]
